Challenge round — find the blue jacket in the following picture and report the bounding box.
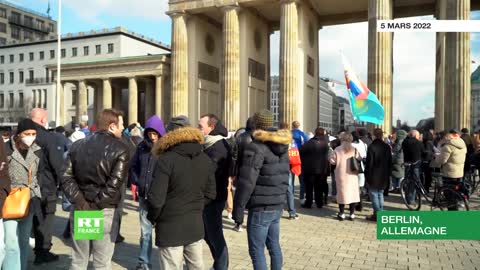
[292,129,309,148]
[130,115,166,198]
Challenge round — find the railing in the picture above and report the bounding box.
[0,0,52,19]
[8,16,51,34]
[25,77,50,85]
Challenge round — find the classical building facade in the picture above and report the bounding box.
[168,0,478,134]
[0,0,56,46]
[48,55,170,128]
[0,27,169,127]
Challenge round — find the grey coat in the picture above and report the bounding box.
[6,141,42,199]
[392,130,407,179]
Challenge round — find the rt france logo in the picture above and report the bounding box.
[74,210,104,240]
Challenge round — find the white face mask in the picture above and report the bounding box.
[21,136,36,147]
[3,138,8,142]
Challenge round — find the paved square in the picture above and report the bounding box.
[28,183,480,270]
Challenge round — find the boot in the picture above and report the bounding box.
[34,251,59,265]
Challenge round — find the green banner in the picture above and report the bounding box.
[74,210,104,240]
[377,211,480,240]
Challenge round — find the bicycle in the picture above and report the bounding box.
[400,162,469,211]
[463,165,479,196]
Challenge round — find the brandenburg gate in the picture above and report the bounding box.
[167,0,478,134]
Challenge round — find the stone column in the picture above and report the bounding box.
[112,84,122,110]
[444,0,471,130]
[128,77,138,124]
[279,0,299,126]
[96,82,104,116]
[155,75,163,118]
[57,82,65,125]
[102,78,112,110]
[222,6,241,131]
[435,0,446,131]
[170,12,189,116]
[367,0,393,135]
[145,79,154,120]
[77,80,88,123]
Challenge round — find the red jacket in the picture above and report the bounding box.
[289,141,302,176]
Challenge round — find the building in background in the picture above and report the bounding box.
[396,119,402,129]
[319,78,338,134]
[471,65,480,132]
[271,75,341,134]
[0,26,170,127]
[332,94,339,134]
[0,0,57,45]
[270,75,279,127]
[337,96,353,130]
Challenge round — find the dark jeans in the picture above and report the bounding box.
[405,163,421,204]
[33,195,56,254]
[286,172,296,216]
[304,173,328,207]
[331,171,337,196]
[247,210,283,270]
[203,200,228,270]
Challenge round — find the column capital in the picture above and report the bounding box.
[101,77,110,81]
[221,5,241,13]
[280,0,300,6]
[166,11,188,19]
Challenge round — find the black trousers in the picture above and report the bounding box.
[115,183,127,237]
[304,173,329,207]
[33,195,57,253]
[421,162,433,191]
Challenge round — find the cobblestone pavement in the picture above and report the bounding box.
[28,182,480,270]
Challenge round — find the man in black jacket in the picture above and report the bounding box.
[300,127,330,208]
[198,113,231,270]
[30,108,65,264]
[229,117,255,231]
[365,129,392,221]
[147,119,216,269]
[233,109,291,270]
[401,129,424,204]
[358,128,372,146]
[62,109,130,270]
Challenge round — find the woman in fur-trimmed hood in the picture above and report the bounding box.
[147,122,216,268]
[232,110,292,270]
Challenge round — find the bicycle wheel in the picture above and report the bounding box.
[400,179,421,210]
[437,187,469,211]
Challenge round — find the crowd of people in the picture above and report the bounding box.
[0,107,479,270]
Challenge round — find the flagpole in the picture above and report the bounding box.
[56,0,61,125]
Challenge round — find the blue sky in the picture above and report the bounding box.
[8,0,480,125]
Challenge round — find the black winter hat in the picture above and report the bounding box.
[449,129,460,135]
[16,118,37,135]
[166,115,190,132]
